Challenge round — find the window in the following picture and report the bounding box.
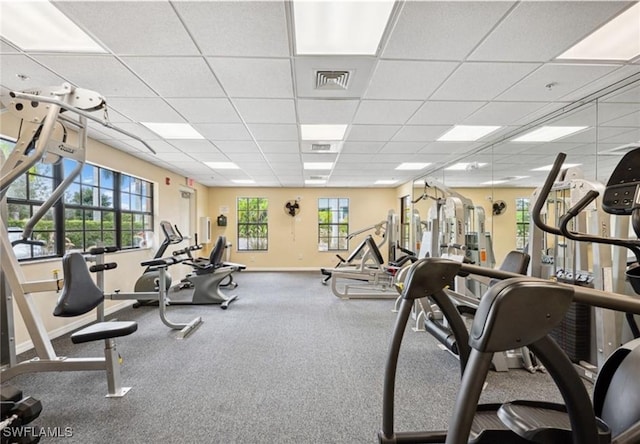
[237,197,268,251]
[2,135,154,260]
[318,198,349,250]
[516,197,530,251]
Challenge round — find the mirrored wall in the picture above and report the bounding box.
[408,76,640,264]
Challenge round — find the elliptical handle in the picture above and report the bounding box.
[532,152,566,236]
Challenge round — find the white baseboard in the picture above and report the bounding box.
[15,301,134,355]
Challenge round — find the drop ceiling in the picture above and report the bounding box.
[1,1,639,188]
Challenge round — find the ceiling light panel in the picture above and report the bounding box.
[305,179,327,185]
[532,163,581,172]
[437,125,501,141]
[513,126,588,142]
[557,3,640,61]
[395,162,431,170]
[0,1,106,52]
[375,179,397,185]
[141,123,204,140]
[445,162,488,171]
[293,1,395,55]
[304,162,334,170]
[300,124,348,141]
[204,162,240,170]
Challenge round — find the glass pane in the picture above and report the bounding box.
[120,175,131,192]
[33,162,53,177]
[85,231,102,250]
[6,203,29,227]
[100,169,114,189]
[121,212,133,230]
[33,206,54,231]
[131,194,142,211]
[64,182,81,204]
[103,231,116,246]
[133,213,144,230]
[81,164,97,186]
[142,197,152,212]
[101,189,114,208]
[63,158,78,180]
[6,174,26,199]
[103,211,115,230]
[121,230,133,248]
[120,193,130,210]
[28,175,53,201]
[144,215,153,230]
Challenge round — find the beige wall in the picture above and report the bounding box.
[208,187,399,268]
[1,112,209,350]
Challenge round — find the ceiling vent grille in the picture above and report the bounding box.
[309,175,329,180]
[315,70,350,90]
[311,143,332,152]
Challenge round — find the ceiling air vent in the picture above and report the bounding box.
[315,70,350,90]
[311,143,332,152]
[309,175,329,180]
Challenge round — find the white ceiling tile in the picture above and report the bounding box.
[234,99,296,124]
[420,141,483,154]
[0,40,18,53]
[121,57,224,98]
[408,101,486,125]
[155,152,197,162]
[497,63,620,102]
[382,2,514,60]
[208,58,293,98]
[212,141,260,153]
[601,110,640,127]
[294,56,377,98]
[241,162,277,172]
[468,2,630,62]
[301,153,337,163]
[463,101,548,125]
[258,141,301,153]
[0,55,67,91]
[391,125,451,142]
[346,125,400,141]
[106,97,183,122]
[378,142,426,154]
[32,55,156,97]
[265,153,301,163]
[341,142,386,154]
[54,1,199,55]
[92,122,159,141]
[195,123,252,141]
[432,62,540,101]
[248,124,298,141]
[174,1,289,57]
[297,99,359,124]
[166,98,241,124]
[226,152,267,162]
[365,60,459,100]
[169,140,221,153]
[354,101,422,125]
[604,83,640,103]
[559,65,640,103]
[183,151,227,162]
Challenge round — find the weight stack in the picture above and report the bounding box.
[549,302,591,363]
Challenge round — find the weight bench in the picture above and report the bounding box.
[54,253,137,397]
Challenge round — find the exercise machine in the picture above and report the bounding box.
[0,83,152,396]
[321,210,402,299]
[172,234,246,309]
[87,246,203,338]
[378,151,640,443]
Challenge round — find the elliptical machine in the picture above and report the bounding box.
[378,150,640,443]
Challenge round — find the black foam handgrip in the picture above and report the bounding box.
[89,262,118,273]
[88,246,118,255]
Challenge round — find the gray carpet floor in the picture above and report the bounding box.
[7,271,564,443]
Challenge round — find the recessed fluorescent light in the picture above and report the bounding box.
[141,122,204,140]
[532,163,581,172]
[375,180,397,185]
[204,162,239,170]
[557,3,640,61]
[0,1,106,52]
[232,180,255,184]
[305,179,327,185]
[481,176,529,185]
[303,162,333,170]
[512,126,588,142]
[445,162,488,171]
[437,125,501,142]
[293,1,395,55]
[395,162,431,171]
[300,124,348,141]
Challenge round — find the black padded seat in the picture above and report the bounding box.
[71,321,138,344]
